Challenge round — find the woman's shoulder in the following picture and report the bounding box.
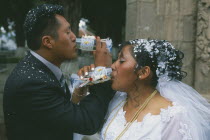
[146,95,186,123]
[145,96,186,123]
[159,102,187,123]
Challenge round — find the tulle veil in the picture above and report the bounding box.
[157,76,210,140]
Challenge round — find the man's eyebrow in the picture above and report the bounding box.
[66,25,71,30]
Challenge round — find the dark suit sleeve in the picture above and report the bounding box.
[20,80,115,135]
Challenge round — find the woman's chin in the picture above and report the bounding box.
[111,84,123,92]
[111,84,118,91]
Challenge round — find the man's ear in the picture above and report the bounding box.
[42,36,55,49]
[137,66,151,80]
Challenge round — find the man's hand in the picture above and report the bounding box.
[93,37,112,67]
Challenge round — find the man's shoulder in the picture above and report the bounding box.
[8,53,41,78]
[6,53,58,88]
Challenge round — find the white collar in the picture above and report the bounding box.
[30,50,62,81]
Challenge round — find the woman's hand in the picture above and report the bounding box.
[71,87,88,104]
[77,64,95,78]
[71,64,95,104]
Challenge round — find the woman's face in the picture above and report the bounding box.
[111,45,138,92]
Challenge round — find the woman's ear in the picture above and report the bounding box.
[137,66,151,80]
[42,36,54,49]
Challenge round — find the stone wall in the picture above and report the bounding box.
[0,64,16,140]
[195,0,210,95]
[126,0,210,96]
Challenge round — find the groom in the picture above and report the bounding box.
[3,4,115,140]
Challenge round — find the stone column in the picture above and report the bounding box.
[126,0,138,40]
[126,0,197,86]
[195,0,210,95]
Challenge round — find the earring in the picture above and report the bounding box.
[139,75,142,79]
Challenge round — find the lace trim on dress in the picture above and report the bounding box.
[178,122,193,140]
[102,101,188,140]
[160,102,184,123]
[160,102,192,140]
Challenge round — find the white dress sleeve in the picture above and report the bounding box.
[161,105,198,140]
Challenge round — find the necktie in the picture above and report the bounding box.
[60,74,67,94]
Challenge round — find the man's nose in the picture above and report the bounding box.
[71,32,76,42]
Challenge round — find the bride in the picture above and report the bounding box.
[77,39,210,140]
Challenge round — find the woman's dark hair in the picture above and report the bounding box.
[118,39,186,87]
[24,4,64,50]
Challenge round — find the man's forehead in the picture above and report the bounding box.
[55,14,70,27]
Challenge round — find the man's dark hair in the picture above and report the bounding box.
[24,4,64,50]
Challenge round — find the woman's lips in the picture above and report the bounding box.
[111,75,115,80]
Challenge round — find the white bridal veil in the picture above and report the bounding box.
[157,77,210,140]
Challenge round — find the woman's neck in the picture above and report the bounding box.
[126,86,156,108]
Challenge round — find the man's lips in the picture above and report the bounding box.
[73,43,77,50]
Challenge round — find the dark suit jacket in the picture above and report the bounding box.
[3,52,115,140]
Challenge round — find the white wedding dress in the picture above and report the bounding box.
[100,91,199,140]
[73,80,210,140]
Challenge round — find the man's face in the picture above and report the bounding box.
[52,14,77,61]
